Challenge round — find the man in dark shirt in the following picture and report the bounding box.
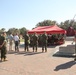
[0,32,7,62]
[32,32,38,52]
[24,31,30,52]
[41,32,48,52]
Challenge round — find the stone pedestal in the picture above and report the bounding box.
[53,44,76,57]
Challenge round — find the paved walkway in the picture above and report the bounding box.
[0,41,76,75]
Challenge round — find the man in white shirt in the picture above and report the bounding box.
[13,33,19,52]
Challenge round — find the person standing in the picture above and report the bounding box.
[24,31,30,52]
[41,32,48,52]
[0,32,7,61]
[13,33,20,52]
[8,33,13,51]
[32,32,38,52]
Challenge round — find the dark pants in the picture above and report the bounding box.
[24,42,29,51]
[42,43,47,52]
[0,46,7,59]
[33,42,38,52]
[15,41,19,51]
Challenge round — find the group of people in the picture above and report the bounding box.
[24,31,48,52]
[8,33,20,52]
[0,32,20,62]
[0,31,48,62]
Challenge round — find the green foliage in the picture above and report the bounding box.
[19,27,27,36]
[59,20,76,30]
[1,19,76,35]
[36,20,57,27]
[0,28,6,33]
[7,28,20,35]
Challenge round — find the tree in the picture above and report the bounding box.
[59,20,71,30]
[36,20,58,27]
[19,27,27,36]
[7,28,20,35]
[0,28,6,32]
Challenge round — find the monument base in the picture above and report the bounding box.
[53,45,76,57]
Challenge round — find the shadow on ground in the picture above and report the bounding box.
[15,51,45,56]
[54,60,76,71]
[7,50,45,55]
[7,50,17,54]
[19,43,57,48]
[24,52,44,56]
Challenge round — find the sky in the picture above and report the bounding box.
[0,0,76,31]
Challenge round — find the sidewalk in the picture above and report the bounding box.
[0,41,76,75]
